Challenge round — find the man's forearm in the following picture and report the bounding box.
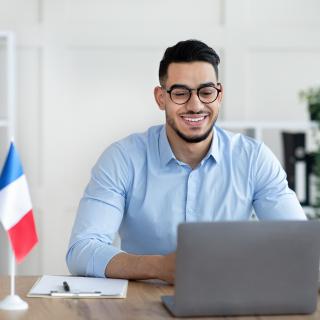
[105,252,175,284]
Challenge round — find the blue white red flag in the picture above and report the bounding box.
[0,143,38,262]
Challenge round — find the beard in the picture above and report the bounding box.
[166,111,218,144]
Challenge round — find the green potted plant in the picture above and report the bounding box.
[300,87,320,121]
[300,86,320,218]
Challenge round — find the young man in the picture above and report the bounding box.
[66,40,306,284]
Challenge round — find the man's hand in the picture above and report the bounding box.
[106,252,176,284]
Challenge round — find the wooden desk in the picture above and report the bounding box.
[0,277,319,320]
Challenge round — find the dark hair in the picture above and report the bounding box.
[159,39,220,85]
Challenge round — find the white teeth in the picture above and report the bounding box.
[184,117,205,122]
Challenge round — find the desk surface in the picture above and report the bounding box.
[0,277,319,320]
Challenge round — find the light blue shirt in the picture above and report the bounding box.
[66,125,306,278]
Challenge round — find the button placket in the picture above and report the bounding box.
[185,169,199,221]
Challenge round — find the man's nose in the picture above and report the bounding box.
[186,91,203,112]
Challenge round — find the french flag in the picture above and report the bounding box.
[0,142,38,262]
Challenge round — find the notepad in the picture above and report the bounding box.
[27,275,128,298]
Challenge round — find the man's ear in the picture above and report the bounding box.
[217,83,224,104]
[154,86,166,110]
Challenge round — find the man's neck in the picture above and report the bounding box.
[165,125,213,169]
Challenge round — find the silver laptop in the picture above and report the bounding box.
[162,221,320,317]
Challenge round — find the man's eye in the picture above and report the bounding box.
[172,91,188,97]
[200,88,215,96]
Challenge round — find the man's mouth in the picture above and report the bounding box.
[180,114,209,126]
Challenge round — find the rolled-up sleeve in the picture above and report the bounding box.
[66,142,131,277]
[252,143,306,220]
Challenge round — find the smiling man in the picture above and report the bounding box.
[66,40,306,284]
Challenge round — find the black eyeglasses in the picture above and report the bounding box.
[163,83,221,105]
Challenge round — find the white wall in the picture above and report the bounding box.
[0,0,320,275]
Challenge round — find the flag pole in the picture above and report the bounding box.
[0,247,28,310]
[10,249,15,295]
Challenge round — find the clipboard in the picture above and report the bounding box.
[27,275,128,299]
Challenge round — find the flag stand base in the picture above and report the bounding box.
[0,295,28,310]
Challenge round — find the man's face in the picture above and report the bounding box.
[155,61,223,143]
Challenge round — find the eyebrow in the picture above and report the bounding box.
[169,82,217,90]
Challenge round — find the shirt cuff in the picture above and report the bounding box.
[92,245,123,278]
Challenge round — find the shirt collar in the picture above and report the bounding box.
[159,125,220,167]
[159,125,176,166]
[207,126,220,165]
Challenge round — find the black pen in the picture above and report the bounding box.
[63,281,70,292]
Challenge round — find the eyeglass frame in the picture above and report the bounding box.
[162,82,222,105]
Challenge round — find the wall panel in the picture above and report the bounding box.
[0,0,41,25]
[246,49,320,121]
[16,47,43,187]
[245,0,320,27]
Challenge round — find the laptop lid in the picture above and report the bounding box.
[173,220,320,317]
